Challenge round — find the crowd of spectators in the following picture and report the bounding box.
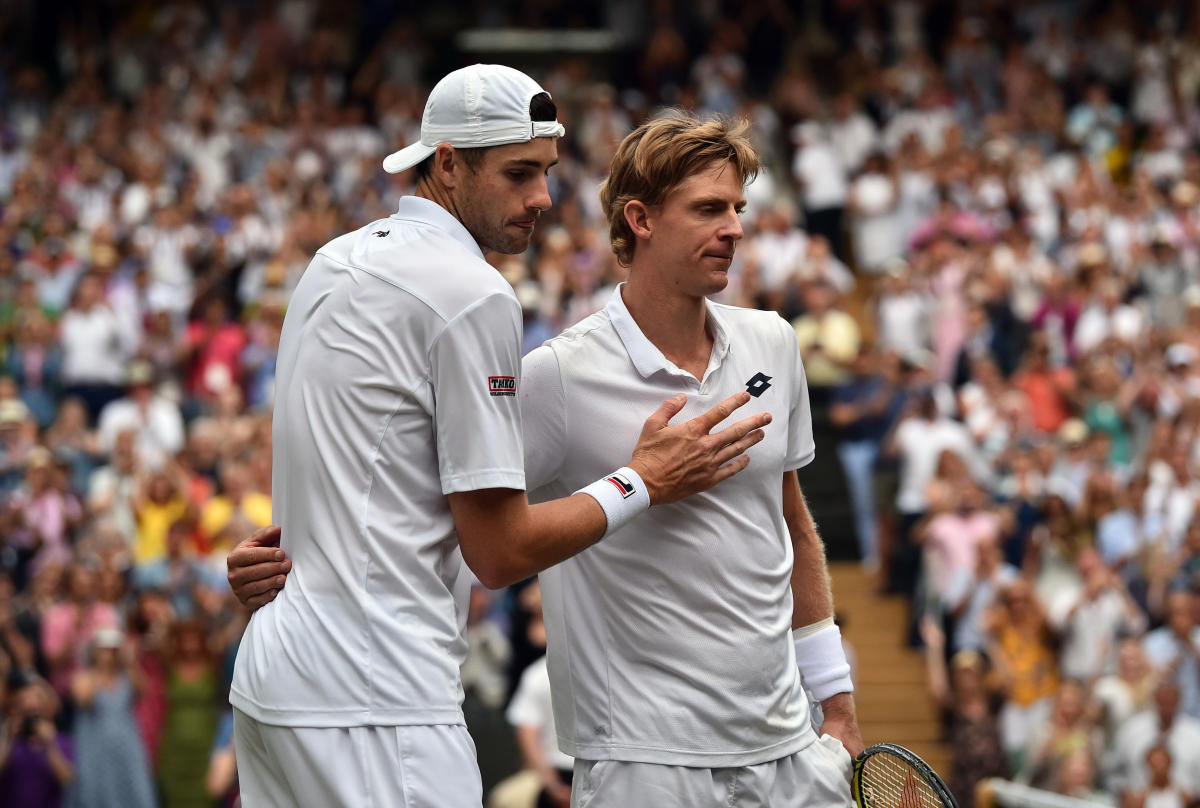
[0,0,1199,806]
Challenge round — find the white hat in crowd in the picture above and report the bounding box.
[1165,343,1197,369]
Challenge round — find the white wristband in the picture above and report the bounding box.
[793,620,854,702]
[574,466,650,537]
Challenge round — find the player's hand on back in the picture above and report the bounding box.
[227,525,290,611]
[629,391,770,505]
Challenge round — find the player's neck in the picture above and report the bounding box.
[621,276,713,380]
[415,180,469,243]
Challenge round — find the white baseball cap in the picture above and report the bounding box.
[382,64,565,174]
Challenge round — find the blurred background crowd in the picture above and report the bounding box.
[1,0,1199,806]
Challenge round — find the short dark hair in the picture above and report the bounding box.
[413,91,558,181]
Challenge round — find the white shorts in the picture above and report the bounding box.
[570,734,854,808]
[233,709,482,808]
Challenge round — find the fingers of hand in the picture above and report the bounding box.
[237,573,288,598]
[228,548,288,571]
[642,394,687,436]
[709,411,772,444]
[242,525,282,549]
[228,561,289,590]
[245,589,279,611]
[712,429,765,467]
[693,392,751,432]
[710,454,751,484]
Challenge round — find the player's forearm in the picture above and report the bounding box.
[782,472,834,628]
[453,489,607,589]
[818,691,863,753]
[515,725,560,789]
[497,495,609,586]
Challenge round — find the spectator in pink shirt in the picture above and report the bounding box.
[918,479,1008,604]
[14,448,82,576]
[39,562,119,700]
[181,296,246,410]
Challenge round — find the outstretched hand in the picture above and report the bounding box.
[629,392,770,505]
[227,525,289,611]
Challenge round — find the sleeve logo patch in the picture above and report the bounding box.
[605,473,635,498]
[488,376,517,397]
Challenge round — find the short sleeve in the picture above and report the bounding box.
[506,661,551,728]
[210,711,235,754]
[520,345,567,492]
[784,320,816,470]
[430,293,526,494]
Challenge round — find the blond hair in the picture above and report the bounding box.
[598,113,760,267]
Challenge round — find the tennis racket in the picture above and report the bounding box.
[852,743,958,808]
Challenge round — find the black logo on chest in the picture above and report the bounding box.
[745,372,773,397]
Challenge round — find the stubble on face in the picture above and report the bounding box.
[454,139,558,255]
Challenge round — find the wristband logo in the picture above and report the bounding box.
[605,473,636,499]
[488,376,517,397]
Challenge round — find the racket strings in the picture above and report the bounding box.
[860,753,942,808]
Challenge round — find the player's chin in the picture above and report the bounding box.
[492,228,536,255]
[702,270,730,294]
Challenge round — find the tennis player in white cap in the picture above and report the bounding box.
[227,64,769,807]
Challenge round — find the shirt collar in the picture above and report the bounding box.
[392,197,486,260]
[605,284,731,381]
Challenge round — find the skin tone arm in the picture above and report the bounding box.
[918,616,951,709]
[229,392,769,600]
[69,670,96,708]
[36,718,73,785]
[515,725,570,808]
[206,743,237,800]
[783,470,865,756]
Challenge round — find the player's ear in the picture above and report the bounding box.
[624,199,653,241]
[433,144,460,189]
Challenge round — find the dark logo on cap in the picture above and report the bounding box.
[745,372,773,397]
[373,230,390,237]
[488,376,516,397]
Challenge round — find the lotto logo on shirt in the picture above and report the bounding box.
[488,376,517,397]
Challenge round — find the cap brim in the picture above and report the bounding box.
[383,142,436,174]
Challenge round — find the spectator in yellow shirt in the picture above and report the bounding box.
[200,462,271,548]
[792,279,861,400]
[132,467,192,565]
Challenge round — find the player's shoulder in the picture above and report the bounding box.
[710,301,796,347]
[541,307,617,358]
[318,219,517,322]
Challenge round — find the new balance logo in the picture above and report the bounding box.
[373,230,390,237]
[745,372,773,397]
[605,473,635,499]
[488,376,516,397]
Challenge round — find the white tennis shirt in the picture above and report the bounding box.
[523,286,819,766]
[230,197,526,727]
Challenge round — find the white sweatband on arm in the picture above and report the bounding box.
[793,618,854,702]
[574,466,650,536]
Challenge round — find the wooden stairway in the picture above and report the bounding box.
[830,561,950,775]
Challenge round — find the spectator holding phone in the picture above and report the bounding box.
[0,670,74,808]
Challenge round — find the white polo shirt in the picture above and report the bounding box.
[522,285,818,767]
[231,197,525,727]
